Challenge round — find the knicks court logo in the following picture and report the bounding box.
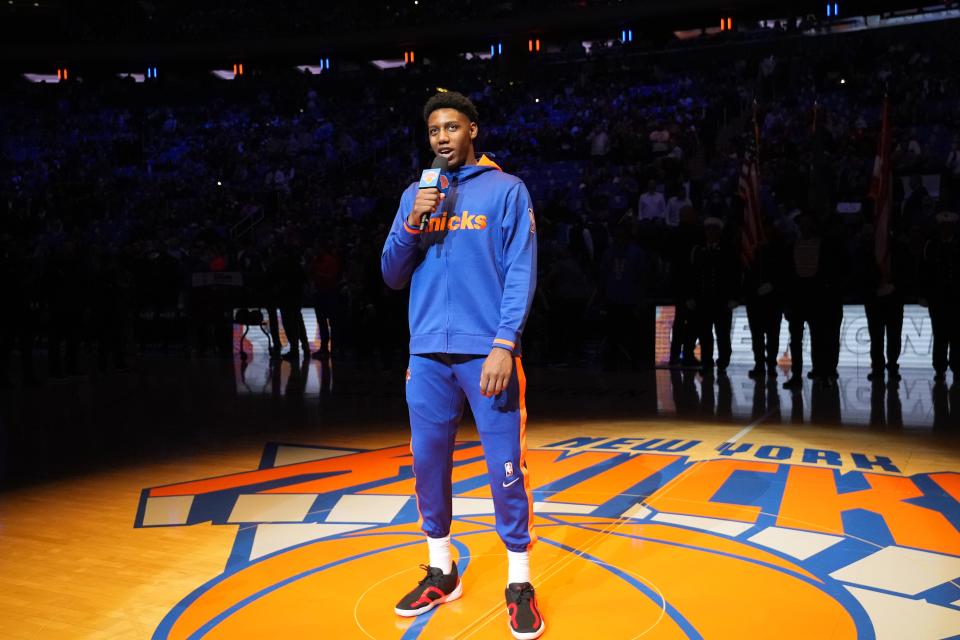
[136,438,960,638]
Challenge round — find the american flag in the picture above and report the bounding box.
[869,95,893,283]
[738,106,765,267]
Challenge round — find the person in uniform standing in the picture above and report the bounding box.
[743,222,786,380]
[783,212,822,389]
[686,217,739,377]
[922,211,960,382]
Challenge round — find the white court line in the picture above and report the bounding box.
[725,409,776,445]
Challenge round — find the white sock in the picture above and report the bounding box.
[507,550,530,585]
[427,535,452,574]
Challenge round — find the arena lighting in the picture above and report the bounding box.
[580,39,618,54]
[403,50,415,63]
[621,29,633,43]
[370,58,407,70]
[490,42,503,56]
[528,38,541,52]
[23,72,62,83]
[295,58,330,75]
[117,73,146,83]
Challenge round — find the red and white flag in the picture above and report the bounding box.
[869,95,893,282]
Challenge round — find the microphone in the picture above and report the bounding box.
[418,155,450,232]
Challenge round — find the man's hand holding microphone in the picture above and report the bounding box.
[408,189,446,230]
[409,156,449,231]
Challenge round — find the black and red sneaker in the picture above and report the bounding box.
[394,562,462,617]
[505,582,546,639]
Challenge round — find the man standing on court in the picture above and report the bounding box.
[381,91,544,640]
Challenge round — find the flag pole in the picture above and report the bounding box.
[752,99,761,167]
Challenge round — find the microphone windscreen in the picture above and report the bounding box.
[419,156,450,190]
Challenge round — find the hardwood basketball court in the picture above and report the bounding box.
[1,358,959,639]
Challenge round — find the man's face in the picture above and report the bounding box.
[427,108,477,170]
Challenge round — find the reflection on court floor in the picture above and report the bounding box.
[234,354,957,429]
[655,366,960,429]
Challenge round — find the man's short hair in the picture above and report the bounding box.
[423,91,479,125]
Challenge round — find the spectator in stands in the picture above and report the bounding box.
[665,183,692,228]
[599,222,645,370]
[649,124,671,156]
[638,179,666,222]
[545,244,593,366]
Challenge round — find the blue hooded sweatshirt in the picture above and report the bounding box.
[381,160,537,355]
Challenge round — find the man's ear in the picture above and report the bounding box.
[470,122,478,140]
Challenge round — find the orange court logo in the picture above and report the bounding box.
[136,438,960,639]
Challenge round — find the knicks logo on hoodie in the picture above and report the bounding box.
[424,210,488,233]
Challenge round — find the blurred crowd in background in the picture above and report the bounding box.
[2,20,959,388]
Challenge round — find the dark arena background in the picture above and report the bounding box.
[2,1,960,638]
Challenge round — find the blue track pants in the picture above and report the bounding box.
[406,353,536,553]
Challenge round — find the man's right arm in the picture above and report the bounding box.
[380,186,443,290]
